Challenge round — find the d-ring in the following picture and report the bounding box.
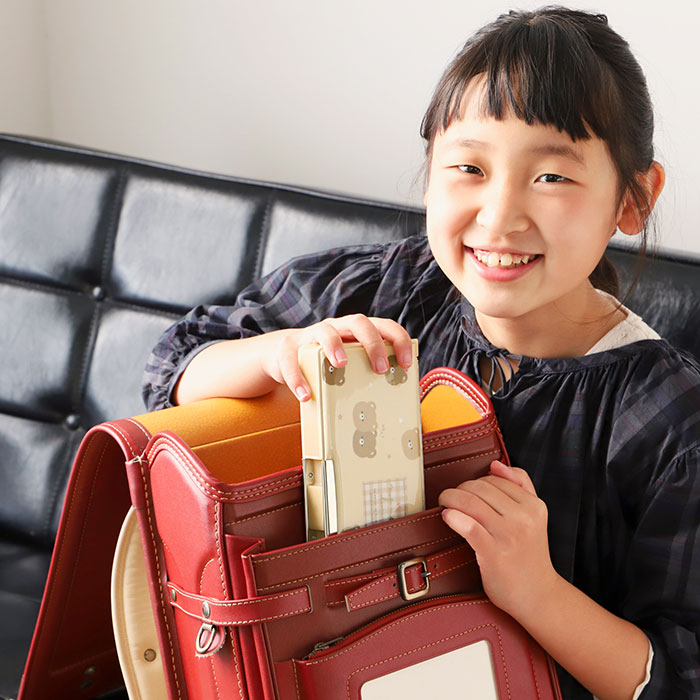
[196,622,221,655]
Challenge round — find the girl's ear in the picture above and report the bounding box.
[616,161,666,236]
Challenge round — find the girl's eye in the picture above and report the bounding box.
[457,164,483,176]
[538,173,568,183]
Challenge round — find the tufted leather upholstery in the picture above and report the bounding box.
[0,133,698,698]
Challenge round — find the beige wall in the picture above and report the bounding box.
[1,0,698,255]
[0,0,50,136]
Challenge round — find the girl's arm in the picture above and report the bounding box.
[174,314,414,405]
[516,570,649,700]
[439,461,649,700]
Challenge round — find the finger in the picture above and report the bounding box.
[441,507,493,551]
[316,315,413,372]
[489,460,537,496]
[308,321,349,368]
[332,314,391,374]
[273,333,311,401]
[438,486,502,535]
[277,332,313,401]
[367,318,414,368]
[453,478,515,516]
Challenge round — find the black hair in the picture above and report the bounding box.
[420,6,658,295]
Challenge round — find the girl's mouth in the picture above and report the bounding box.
[472,248,541,269]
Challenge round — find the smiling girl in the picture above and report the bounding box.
[143,7,700,699]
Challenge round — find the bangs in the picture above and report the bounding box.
[422,11,622,145]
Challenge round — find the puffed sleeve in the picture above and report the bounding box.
[141,242,390,411]
[625,447,700,698]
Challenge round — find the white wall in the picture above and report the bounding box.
[0,0,50,136]
[2,0,698,256]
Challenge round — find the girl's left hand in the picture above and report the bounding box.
[438,460,559,621]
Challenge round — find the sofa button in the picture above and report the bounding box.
[65,414,81,430]
[91,286,105,301]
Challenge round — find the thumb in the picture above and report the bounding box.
[490,460,537,496]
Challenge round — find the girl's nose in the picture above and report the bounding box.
[475,179,529,236]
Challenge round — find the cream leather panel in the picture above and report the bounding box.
[111,508,168,700]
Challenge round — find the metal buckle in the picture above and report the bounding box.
[397,557,430,601]
[195,623,223,655]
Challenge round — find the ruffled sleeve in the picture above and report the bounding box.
[624,448,700,698]
[142,239,408,411]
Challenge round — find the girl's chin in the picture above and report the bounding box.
[470,300,529,322]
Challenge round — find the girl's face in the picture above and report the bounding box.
[424,81,628,355]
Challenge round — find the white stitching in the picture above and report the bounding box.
[209,656,222,700]
[104,421,140,459]
[146,435,301,501]
[199,558,216,594]
[170,586,310,610]
[423,449,500,472]
[215,502,228,596]
[254,536,457,591]
[123,417,152,442]
[256,511,444,561]
[419,370,489,414]
[345,546,475,609]
[171,600,312,626]
[226,501,302,527]
[343,624,509,700]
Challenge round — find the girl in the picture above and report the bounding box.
[143,7,700,699]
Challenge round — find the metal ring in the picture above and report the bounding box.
[195,623,219,655]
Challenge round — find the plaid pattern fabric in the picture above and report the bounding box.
[363,478,408,525]
[143,235,700,699]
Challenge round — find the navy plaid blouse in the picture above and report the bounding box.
[144,234,700,698]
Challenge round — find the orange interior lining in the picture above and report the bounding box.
[133,381,484,486]
[133,387,302,484]
[420,384,482,433]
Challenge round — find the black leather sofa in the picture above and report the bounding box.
[1,133,698,699]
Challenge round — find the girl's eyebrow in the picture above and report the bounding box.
[444,137,586,166]
[529,144,586,166]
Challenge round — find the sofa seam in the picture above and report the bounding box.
[252,190,274,281]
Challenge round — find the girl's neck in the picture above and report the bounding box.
[474,287,627,359]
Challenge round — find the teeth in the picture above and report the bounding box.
[474,249,535,268]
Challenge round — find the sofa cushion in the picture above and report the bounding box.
[0,133,698,699]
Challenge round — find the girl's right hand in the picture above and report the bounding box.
[262,314,414,401]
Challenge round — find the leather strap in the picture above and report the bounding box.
[323,544,476,612]
[166,582,312,626]
[19,419,154,700]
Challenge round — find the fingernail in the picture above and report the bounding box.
[334,350,347,366]
[295,386,310,401]
[376,357,389,373]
